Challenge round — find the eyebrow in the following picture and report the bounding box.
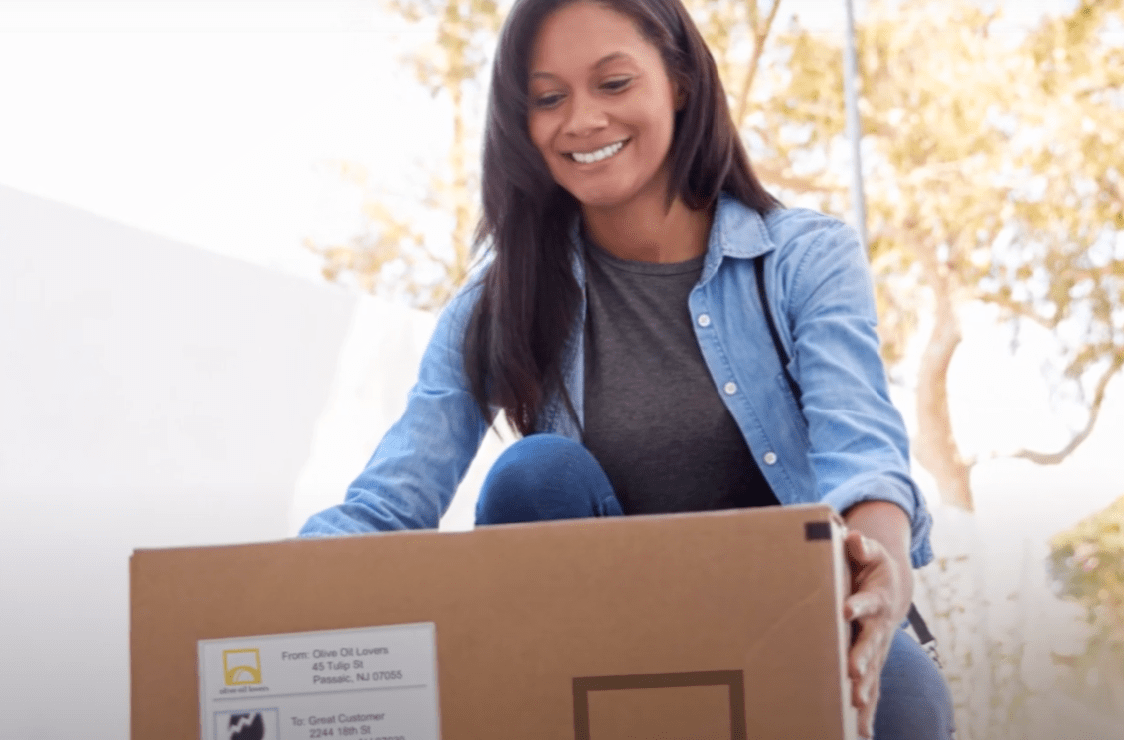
[529,52,636,81]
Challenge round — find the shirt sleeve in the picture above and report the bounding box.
[299,284,490,536]
[783,218,933,567]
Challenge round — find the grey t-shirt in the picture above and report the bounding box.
[582,238,778,515]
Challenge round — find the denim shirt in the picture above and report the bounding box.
[300,195,934,568]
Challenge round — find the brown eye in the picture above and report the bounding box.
[601,77,632,92]
[533,92,565,109]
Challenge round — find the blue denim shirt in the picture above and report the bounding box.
[300,195,934,568]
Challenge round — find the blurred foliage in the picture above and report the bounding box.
[304,0,502,309]
[307,0,1123,509]
[917,548,1039,740]
[689,0,783,126]
[1049,494,1124,715]
[711,0,1124,509]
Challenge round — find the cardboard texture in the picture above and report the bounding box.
[131,503,857,739]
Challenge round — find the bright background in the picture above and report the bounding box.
[0,0,1075,281]
[2,1,1121,739]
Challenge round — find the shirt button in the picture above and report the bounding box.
[723,382,737,395]
[763,451,778,466]
[697,314,711,327]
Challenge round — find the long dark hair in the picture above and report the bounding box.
[464,0,780,435]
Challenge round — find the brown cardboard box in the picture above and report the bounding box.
[131,503,857,740]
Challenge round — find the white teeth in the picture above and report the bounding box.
[570,140,626,164]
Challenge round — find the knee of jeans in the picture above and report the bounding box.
[486,434,587,486]
[476,434,599,518]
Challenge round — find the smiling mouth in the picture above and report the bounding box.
[566,139,629,164]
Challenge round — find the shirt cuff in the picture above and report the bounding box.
[821,472,934,568]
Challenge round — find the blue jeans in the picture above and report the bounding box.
[475,434,954,740]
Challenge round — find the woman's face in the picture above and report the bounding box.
[527,1,679,211]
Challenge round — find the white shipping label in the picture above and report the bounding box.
[198,623,441,740]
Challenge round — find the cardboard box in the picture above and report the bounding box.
[131,503,857,739]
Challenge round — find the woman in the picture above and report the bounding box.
[301,0,953,737]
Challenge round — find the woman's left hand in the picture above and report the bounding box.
[842,502,913,739]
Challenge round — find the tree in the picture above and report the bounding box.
[996,0,1124,467]
[308,0,1123,513]
[739,0,1124,511]
[690,0,783,126]
[307,0,795,308]
[304,0,503,309]
[696,8,1121,733]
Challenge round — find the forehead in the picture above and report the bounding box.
[529,1,661,77]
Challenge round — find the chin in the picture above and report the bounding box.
[573,194,625,210]
[566,184,638,211]
[562,169,669,213]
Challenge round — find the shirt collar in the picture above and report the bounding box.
[711,193,774,258]
[568,193,775,283]
[699,193,775,284]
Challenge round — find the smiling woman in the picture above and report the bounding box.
[300,2,952,738]
[527,4,680,218]
[464,0,777,435]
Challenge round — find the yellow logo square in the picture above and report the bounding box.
[222,648,262,686]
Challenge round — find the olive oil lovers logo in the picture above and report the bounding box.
[223,648,263,686]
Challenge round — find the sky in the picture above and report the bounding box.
[0,1,431,279]
[0,0,1080,282]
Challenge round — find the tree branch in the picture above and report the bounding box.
[734,0,783,125]
[751,159,836,195]
[1012,353,1124,465]
[976,292,1062,331]
[1098,173,1124,209]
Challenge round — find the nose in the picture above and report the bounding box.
[563,90,607,138]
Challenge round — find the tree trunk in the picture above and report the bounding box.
[914,253,975,510]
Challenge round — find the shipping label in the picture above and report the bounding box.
[198,623,440,740]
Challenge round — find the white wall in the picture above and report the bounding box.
[0,185,356,738]
[0,185,506,740]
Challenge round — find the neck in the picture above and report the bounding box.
[581,191,713,264]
